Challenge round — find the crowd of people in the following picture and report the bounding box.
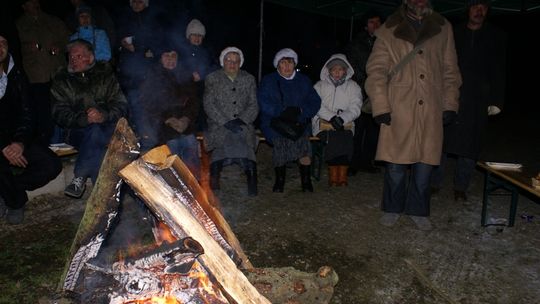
[0,0,506,230]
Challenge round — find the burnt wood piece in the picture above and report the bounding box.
[60,118,140,291]
[245,266,339,304]
[141,145,253,270]
[119,155,271,304]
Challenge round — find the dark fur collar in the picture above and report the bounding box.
[385,5,445,46]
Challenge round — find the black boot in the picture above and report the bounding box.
[299,165,313,192]
[245,161,258,196]
[273,166,286,192]
[210,160,223,190]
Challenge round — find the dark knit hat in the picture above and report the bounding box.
[76,4,92,16]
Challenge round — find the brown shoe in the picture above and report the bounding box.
[454,190,468,202]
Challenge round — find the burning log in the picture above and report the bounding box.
[141,145,253,270]
[60,118,140,292]
[120,150,271,304]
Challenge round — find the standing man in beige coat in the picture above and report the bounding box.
[365,0,461,230]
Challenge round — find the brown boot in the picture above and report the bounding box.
[328,165,339,187]
[338,165,349,186]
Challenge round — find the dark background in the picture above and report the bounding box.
[2,0,539,115]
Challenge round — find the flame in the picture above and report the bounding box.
[125,296,180,304]
[155,221,178,245]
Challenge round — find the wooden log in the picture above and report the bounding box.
[142,145,253,269]
[120,157,271,304]
[60,118,139,291]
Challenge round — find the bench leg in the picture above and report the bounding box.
[481,171,490,227]
[508,185,519,227]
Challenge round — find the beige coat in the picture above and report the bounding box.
[365,7,461,165]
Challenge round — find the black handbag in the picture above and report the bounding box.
[270,117,305,141]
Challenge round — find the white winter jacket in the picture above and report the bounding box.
[312,53,362,135]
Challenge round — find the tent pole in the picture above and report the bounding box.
[258,0,264,83]
[349,15,354,41]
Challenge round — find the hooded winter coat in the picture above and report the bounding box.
[365,6,461,165]
[70,26,112,62]
[312,54,362,135]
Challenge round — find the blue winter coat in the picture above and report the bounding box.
[258,72,321,144]
[70,26,112,62]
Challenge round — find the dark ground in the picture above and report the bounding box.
[1,111,539,304]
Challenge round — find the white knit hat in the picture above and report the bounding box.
[130,0,149,8]
[273,48,298,68]
[219,46,244,67]
[186,19,206,39]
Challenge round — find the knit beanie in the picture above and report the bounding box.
[273,48,298,68]
[130,0,149,9]
[76,4,92,16]
[219,47,244,67]
[186,19,206,39]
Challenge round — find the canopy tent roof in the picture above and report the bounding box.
[265,0,540,19]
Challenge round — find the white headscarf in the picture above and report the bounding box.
[219,46,244,67]
[273,48,298,68]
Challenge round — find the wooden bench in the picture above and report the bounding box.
[196,132,324,181]
[477,161,540,227]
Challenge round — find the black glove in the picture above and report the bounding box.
[374,113,391,126]
[224,118,244,133]
[330,116,344,130]
[280,106,301,122]
[443,111,457,126]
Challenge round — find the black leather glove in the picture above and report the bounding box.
[374,113,391,126]
[443,111,457,126]
[330,116,344,130]
[224,118,244,133]
[280,106,301,122]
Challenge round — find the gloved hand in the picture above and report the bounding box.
[280,106,301,122]
[443,110,457,126]
[374,113,391,126]
[330,116,345,130]
[224,118,245,133]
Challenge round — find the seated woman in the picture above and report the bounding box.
[69,5,112,62]
[138,47,200,178]
[258,48,321,193]
[203,47,259,196]
[312,54,362,186]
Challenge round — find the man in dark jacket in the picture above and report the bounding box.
[431,0,506,202]
[50,39,128,198]
[346,11,383,175]
[0,33,62,224]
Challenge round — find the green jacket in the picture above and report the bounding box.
[50,62,128,129]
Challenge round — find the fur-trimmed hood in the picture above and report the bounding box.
[384,5,445,46]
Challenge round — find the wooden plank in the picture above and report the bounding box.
[142,145,253,269]
[119,159,271,304]
[60,118,139,291]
